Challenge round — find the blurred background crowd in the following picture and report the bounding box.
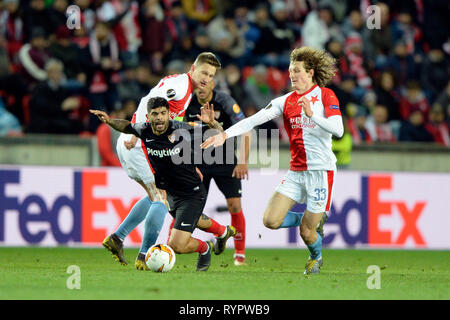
[0,0,448,155]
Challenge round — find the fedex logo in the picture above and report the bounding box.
[0,170,142,245]
[289,175,427,247]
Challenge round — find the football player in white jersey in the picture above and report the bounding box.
[103,53,227,270]
[202,47,344,274]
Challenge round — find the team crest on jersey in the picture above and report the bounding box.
[232,104,241,114]
[214,111,221,119]
[166,89,176,99]
[168,133,176,143]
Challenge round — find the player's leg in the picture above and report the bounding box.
[264,171,304,229]
[168,228,213,271]
[213,174,246,264]
[166,190,214,271]
[103,140,154,265]
[135,183,168,270]
[301,170,335,274]
[300,210,324,274]
[190,173,236,253]
[196,213,236,255]
[226,197,246,265]
[262,192,298,229]
[166,172,212,243]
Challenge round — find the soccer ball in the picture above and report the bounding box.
[145,244,176,272]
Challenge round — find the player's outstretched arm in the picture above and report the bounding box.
[89,109,133,134]
[201,105,279,150]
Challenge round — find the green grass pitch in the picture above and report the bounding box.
[0,247,448,300]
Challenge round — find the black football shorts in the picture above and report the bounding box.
[202,169,242,199]
[167,184,207,233]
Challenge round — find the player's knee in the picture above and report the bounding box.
[263,215,281,230]
[227,200,241,214]
[167,239,185,254]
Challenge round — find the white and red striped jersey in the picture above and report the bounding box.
[132,73,194,123]
[225,84,343,171]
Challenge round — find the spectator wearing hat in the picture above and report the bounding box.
[344,31,372,91]
[18,27,51,87]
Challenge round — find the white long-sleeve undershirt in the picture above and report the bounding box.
[224,107,343,139]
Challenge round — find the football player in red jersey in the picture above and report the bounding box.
[202,47,344,274]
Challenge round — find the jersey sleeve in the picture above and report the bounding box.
[127,122,147,138]
[321,87,342,118]
[224,96,284,139]
[216,92,245,125]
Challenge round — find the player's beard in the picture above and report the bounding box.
[152,120,169,135]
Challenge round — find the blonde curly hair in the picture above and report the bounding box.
[290,47,337,87]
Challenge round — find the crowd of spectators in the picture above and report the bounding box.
[0,0,448,148]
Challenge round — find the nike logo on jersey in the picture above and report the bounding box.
[181,222,191,227]
[188,114,198,118]
[146,139,155,142]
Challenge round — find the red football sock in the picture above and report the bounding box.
[231,210,246,256]
[204,218,226,237]
[194,238,208,254]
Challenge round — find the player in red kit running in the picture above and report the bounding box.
[201,47,343,274]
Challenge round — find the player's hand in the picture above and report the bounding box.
[201,132,227,149]
[124,135,138,150]
[195,167,203,181]
[299,96,313,118]
[89,109,110,123]
[197,102,215,126]
[232,164,249,180]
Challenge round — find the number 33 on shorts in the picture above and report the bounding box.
[313,188,327,201]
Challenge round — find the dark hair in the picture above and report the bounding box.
[147,97,169,112]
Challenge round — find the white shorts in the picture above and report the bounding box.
[275,170,335,214]
[116,133,155,185]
